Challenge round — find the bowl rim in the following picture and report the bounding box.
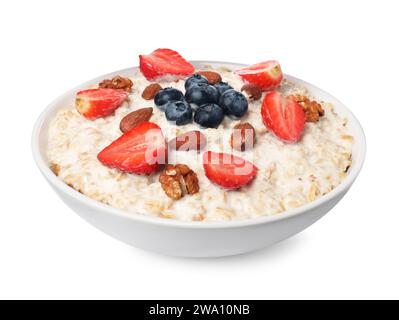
[31,60,367,229]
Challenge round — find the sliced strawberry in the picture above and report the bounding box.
[203,151,258,190]
[261,91,305,143]
[236,61,283,91]
[76,88,128,120]
[139,48,195,80]
[97,122,167,175]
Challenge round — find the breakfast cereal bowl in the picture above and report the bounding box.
[32,61,366,257]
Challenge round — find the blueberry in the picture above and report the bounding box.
[154,88,184,111]
[219,89,248,118]
[185,74,208,90]
[214,81,233,97]
[185,83,219,106]
[194,103,224,128]
[165,101,193,125]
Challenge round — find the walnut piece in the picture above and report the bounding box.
[290,94,324,122]
[99,75,133,92]
[174,164,191,176]
[159,164,199,200]
[159,166,183,200]
[184,171,200,195]
[49,162,60,176]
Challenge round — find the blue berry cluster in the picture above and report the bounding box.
[154,74,248,128]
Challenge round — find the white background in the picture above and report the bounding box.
[0,0,398,300]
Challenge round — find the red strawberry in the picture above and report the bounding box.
[203,151,258,190]
[236,61,283,91]
[97,122,167,175]
[139,48,195,80]
[261,91,305,143]
[76,88,128,120]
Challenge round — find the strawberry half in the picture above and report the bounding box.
[97,122,167,175]
[236,61,283,91]
[203,151,258,190]
[139,48,195,80]
[76,88,128,120]
[261,91,305,143]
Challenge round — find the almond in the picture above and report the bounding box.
[198,71,222,85]
[230,122,256,151]
[119,107,153,133]
[168,130,207,151]
[241,84,262,101]
[142,83,162,100]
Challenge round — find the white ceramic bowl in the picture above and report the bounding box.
[32,61,366,257]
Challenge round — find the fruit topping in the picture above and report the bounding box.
[185,74,208,90]
[261,91,305,143]
[230,122,256,151]
[142,83,162,100]
[99,75,133,93]
[214,81,233,97]
[241,83,262,101]
[168,130,207,151]
[159,164,199,200]
[219,89,248,118]
[203,151,258,190]
[164,101,193,125]
[289,94,325,122]
[236,61,283,91]
[97,122,167,175]
[76,88,128,120]
[194,103,224,128]
[119,107,153,133]
[185,83,219,106]
[139,48,194,80]
[154,87,184,111]
[197,71,222,85]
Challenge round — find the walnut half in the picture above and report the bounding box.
[99,75,133,93]
[159,164,199,200]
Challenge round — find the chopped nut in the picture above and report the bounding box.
[193,213,206,221]
[142,83,162,100]
[241,84,262,101]
[290,94,324,122]
[159,164,199,200]
[99,75,133,92]
[49,162,60,176]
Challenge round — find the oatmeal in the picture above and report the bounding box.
[47,51,353,222]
